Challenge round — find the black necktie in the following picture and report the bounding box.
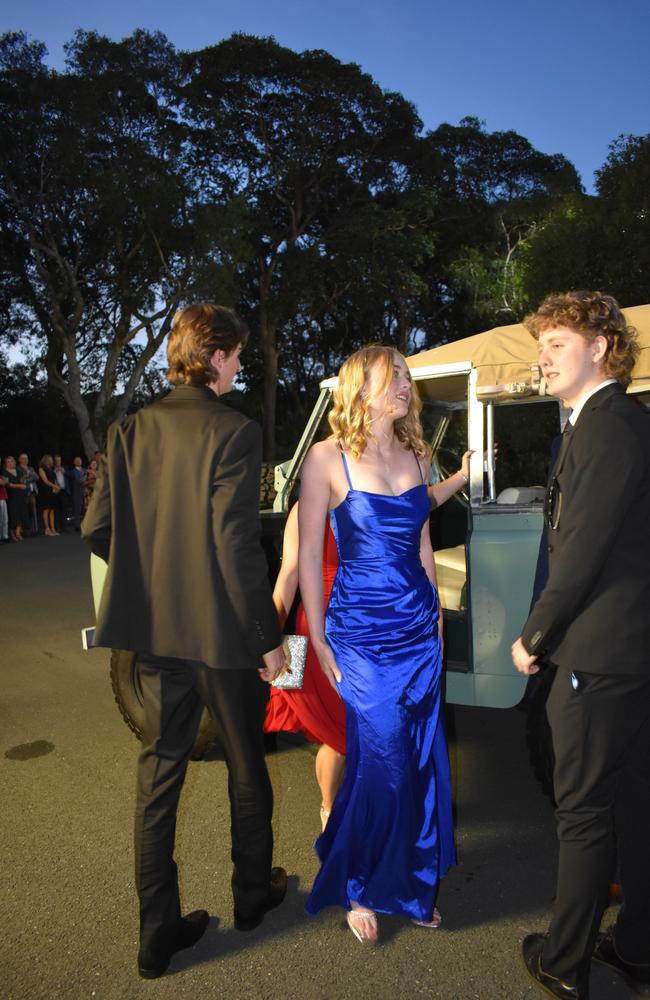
[556,420,574,466]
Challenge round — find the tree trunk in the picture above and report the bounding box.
[59,386,99,459]
[258,276,278,462]
[259,314,278,463]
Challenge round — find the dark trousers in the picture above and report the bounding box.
[134,653,273,955]
[54,490,68,531]
[71,483,84,529]
[543,668,650,987]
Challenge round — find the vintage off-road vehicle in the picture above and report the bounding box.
[94,305,650,787]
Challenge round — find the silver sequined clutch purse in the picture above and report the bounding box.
[271,634,308,689]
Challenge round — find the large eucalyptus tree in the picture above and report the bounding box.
[0,30,192,455]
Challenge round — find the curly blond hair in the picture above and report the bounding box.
[524,291,639,387]
[328,345,429,460]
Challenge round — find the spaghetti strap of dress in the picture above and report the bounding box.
[412,449,425,484]
[339,448,354,490]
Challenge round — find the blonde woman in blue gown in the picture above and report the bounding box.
[298,345,459,945]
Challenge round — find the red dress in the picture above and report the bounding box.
[264,519,346,755]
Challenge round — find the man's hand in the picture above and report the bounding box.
[258,644,287,684]
[511,636,540,675]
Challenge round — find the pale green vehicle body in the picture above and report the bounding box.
[457,508,541,707]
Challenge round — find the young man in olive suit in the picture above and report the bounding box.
[512,291,650,1000]
[83,304,287,978]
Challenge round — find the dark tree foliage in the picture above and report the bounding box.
[3,30,642,462]
[0,349,81,460]
[0,29,192,455]
[521,134,650,309]
[180,34,431,458]
[418,117,582,337]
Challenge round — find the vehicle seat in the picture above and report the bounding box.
[496,486,545,505]
[434,544,467,611]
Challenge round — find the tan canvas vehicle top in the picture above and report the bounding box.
[407,303,650,398]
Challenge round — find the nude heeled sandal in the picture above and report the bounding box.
[347,908,378,945]
[412,907,442,929]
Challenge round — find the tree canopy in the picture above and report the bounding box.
[520,134,650,309]
[1,29,646,460]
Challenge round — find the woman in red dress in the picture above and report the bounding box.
[264,501,346,830]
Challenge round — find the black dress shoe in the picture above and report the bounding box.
[234,867,288,931]
[138,909,210,979]
[593,926,650,996]
[522,933,589,1000]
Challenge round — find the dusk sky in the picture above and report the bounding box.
[3,0,649,191]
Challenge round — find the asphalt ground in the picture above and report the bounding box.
[1,534,630,1000]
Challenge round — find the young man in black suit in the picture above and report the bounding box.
[512,291,650,1000]
[83,304,287,978]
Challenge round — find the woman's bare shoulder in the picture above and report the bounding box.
[305,438,340,467]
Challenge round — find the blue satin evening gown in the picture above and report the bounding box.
[306,451,455,921]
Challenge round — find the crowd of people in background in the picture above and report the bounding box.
[0,451,101,544]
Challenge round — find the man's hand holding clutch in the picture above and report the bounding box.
[258,644,287,683]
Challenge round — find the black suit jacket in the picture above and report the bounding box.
[522,383,650,674]
[82,384,281,669]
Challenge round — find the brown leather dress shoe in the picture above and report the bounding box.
[593,926,650,996]
[522,933,589,1000]
[138,909,209,979]
[234,866,288,931]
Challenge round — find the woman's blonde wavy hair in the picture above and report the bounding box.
[328,345,429,461]
[524,290,639,387]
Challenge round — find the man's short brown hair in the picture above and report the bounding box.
[166,304,249,387]
[524,290,639,387]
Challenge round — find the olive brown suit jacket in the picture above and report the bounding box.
[82,384,281,670]
[522,382,650,675]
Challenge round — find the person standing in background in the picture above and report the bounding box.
[1,456,27,542]
[0,468,8,543]
[53,455,69,531]
[66,456,86,529]
[18,454,39,534]
[83,459,98,511]
[37,454,60,536]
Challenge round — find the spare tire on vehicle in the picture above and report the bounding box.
[109,649,218,760]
